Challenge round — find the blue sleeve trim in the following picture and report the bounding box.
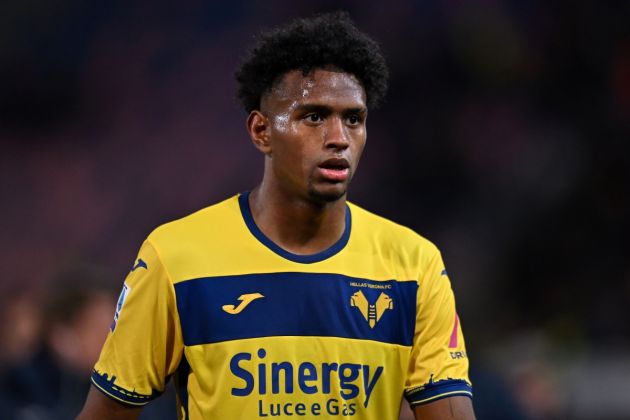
[405,378,473,406]
[91,370,161,406]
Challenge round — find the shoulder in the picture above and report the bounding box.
[147,194,241,246]
[347,201,441,266]
[139,194,246,282]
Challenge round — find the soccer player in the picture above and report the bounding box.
[77,12,475,420]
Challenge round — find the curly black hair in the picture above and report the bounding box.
[235,12,388,113]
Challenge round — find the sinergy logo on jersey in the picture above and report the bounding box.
[230,348,383,417]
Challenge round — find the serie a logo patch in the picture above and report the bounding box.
[111,283,131,332]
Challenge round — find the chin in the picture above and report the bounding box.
[307,185,347,204]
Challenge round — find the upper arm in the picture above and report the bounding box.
[76,385,142,420]
[404,247,473,407]
[413,396,475,420]
[88,240,184,406]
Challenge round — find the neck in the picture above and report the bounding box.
[248,182,347,256]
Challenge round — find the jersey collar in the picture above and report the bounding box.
[238,191,351,264]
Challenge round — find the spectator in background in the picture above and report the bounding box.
[0,264,116,420]
[0,290,43,372]
[0,290,44,418]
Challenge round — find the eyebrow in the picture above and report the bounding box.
[293,104,367,115]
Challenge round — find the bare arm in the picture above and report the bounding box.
[413,396,475,420]
[76,385,142,420]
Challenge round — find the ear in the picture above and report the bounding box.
[247,110,272,155]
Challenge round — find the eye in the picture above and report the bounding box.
[347,114,362,125]
[305,113,322,123]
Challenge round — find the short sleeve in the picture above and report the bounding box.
[404,249,472,406]
[91,240,184,406]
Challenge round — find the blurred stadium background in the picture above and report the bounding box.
[1,1,629,419]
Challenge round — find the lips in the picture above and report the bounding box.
[317,158,350,182]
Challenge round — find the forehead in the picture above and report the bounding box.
[262,69,366,111]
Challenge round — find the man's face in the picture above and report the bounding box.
[260,68,367,203]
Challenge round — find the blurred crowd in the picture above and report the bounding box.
[0,265,177,419]
[1,1,629,419]
[0,265,116,418]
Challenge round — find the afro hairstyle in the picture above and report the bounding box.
[235,11,388,113]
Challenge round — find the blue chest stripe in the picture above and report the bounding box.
[174,272,418,346]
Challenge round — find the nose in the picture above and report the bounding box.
[324,117,350,149]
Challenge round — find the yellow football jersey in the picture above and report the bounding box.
[92,192,471,419]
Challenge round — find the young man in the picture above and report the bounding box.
[78,12,475,420]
